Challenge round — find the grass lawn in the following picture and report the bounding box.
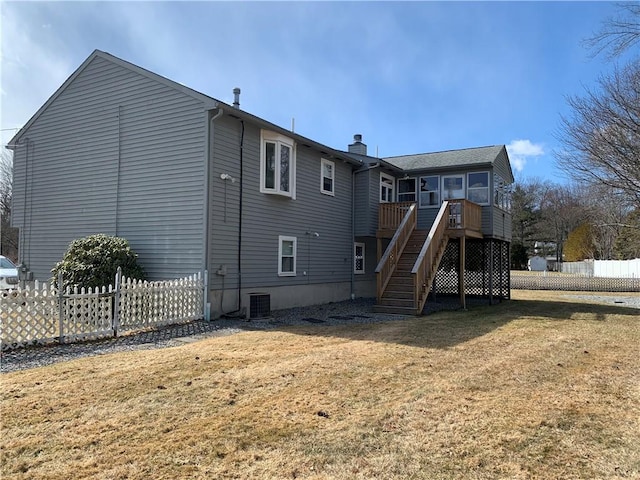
[1,290,639,479]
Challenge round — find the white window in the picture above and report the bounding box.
[442,175,465,201]
[494,173,511,211]
[397,178,416,202]
[320,158,335,196]
[354,242,365,274]
[278,236,297,276]
[419,175,440,208]
[380,173,395,203]
[261,130,296,198]
[467,172,489,205]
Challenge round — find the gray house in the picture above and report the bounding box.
[7,50,513,318]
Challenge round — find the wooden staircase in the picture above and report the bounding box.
[374,230,429,315]
[374,229,449,315]
[375,200,485,315]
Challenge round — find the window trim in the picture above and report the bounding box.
[419,175,440,208]
[278,235,297,276]
[380,172,395,203]
[260,130,296,199]
[467,171,490,206]
[441,174,465,201]
[397,177,417,203]
[354,242,365,275]
[320,158,335,196]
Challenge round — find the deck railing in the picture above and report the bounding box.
[446,199,482,232]
[378,201,415,231]
[411,201,450,313]
[375,203,417,301]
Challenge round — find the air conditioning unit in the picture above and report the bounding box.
[249,293,270,319]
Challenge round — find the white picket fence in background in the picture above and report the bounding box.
[0,268,205,350]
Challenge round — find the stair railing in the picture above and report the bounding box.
[375,203,417,301]
[411,201,450,313]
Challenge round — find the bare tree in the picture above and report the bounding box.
[537,184,588,264]
[556,59,640,209]
[585,3,640,59]
[1,149,18,260]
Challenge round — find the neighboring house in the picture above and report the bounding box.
[7,50,513,318]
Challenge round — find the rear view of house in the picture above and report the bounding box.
[7,50,513,318]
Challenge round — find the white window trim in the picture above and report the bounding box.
[320,158,335,196]
[278,235,297,276]
[354,242,365,275]
[380,172,395,203]
[260,130,296,199]
[441,174,465,201]
[419,175,440,209]
[467,171,490,206]
[397,177,417,203]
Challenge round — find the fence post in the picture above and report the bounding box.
[113,267,122,337]
[57,272,65,344]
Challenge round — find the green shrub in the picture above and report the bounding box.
[52,234,145,290]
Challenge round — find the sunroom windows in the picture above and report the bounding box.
[419,176,440,208]
[397,178,416,202]
[417,172,490,207]
[261,130,296,198]
[467,172,489,205]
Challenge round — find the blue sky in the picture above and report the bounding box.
[0,1,632,183]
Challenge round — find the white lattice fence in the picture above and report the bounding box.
[0,282,58,349]
[62,286,114,342]
[511,272,640,292]
[115,272,204,333]
[1,271,205,350]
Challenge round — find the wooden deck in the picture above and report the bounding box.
[377,199,483,240]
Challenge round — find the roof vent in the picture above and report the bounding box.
[348,134,367,155]
[233,87,241,108]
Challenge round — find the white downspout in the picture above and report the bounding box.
[203,106,223,321]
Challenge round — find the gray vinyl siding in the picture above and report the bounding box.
[11,56,206,281]
[208,118,355,290]
[354,168,379,236]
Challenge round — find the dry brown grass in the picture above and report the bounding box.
[2,290,639,479]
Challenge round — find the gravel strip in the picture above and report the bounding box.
[563,294,640,309]
[0,296,488,374]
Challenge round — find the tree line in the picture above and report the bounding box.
[512,4,639,269]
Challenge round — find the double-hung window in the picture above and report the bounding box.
[441,175,465,201]
[397,178,416,202]
[467,172,489,205]
[380,173,395,203]
[278,236,297,276]
[320,158,335,196]
[419,175,439,208]
[261,130,296,198]
[354,242,365,274]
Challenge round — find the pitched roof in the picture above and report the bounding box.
[383,145,506,171]
[6,50,362,167]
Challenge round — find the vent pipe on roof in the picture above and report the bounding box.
[233,87,241,108]
[348,134,367,156]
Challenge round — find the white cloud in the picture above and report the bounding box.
[506,139,545,172]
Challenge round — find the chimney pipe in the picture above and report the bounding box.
[233,87,241,108]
